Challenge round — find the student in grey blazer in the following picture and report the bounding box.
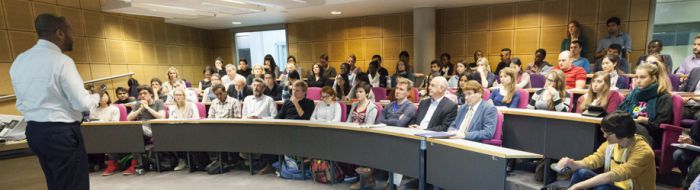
[448,80,497,142]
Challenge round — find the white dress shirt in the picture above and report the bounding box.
[242,95,277,118]
[221,74,245,87]
[419,96,444,130]
[89,105,120,122]
[10,39,92,122]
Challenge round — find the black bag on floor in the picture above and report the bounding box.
[190,152,211,171]
[206,160,231,175]
[147,152,178,171]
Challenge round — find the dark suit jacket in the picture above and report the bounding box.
[227,85,252,100]
[410,97,458,132]
[681,67,700,92]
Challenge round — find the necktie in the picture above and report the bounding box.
[458,107,474,135]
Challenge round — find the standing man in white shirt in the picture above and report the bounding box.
[10,14,91,190]
[242,78,277,119]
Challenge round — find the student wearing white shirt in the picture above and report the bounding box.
[167,88,201,171]
[242,79,278,119]
[9,14,92,189]
[89,91,120,122]
[165,80,198,104]
[310,86,343,122]
[221,64,245,87]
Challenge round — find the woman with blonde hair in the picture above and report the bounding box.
[246,64,265,85]
[489,67,521,108]
[527,70,570,112]
[577,71,623,113]
[162,67,179,94]
[472,57,496,88]
[618,63,673,148]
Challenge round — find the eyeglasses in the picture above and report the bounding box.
[601,129,613,137]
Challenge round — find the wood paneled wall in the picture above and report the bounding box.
[0,0,214,114]
[286,13,414,75]
[436,0,653,71]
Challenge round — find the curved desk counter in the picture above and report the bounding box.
[81,119,541,190]
[498,107,602,159]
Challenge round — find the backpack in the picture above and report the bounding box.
[147,152,178,171]
[273,156,309,180]
[310,159,343,184]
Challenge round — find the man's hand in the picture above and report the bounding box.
[408,124,419,129]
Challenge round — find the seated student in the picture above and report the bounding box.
[125,85,165,175]
[347,81,379,125]
[162,67,180,95]
[227,77,252,101]
[114,87,136,112]
[238,58,252,78]
[334,74,351,101]
[674,120,700,189]
[468,50,485,69]
[391,60,416,88]
[262,72,282,101]
[599,54,629,90]
[636,40,673,75]
[276,80,315,120]
[448,80,498,141]
[379,78,417,127]
[510,58,531,89]
[202,73,222,103]
[208,84,242,119]
[221,64,246,87]
[526,48,552,75]
[490,68,521,108]
[198,66,215,96]
[167,88,201,171]
[577,72,623,114]
[556,111,655,190]
[348,73,376,102]
[310,86,342,122]
[455,74,472,105]
[448,61,471,88]
[263,54,280,79]
[553,50,587,89]
[93,90,126,176]
[278,61,297,85]
[528,70,571,112]
[594,44,629,74]
[281,71,300,101]
[151,78,169,101]
[165,80,198,104]
[368,60,388,88]
[409,76,458,132]
[242,78,277,119]
[90,91,120,122]
[246,64,264,85]
[472,57,497,88]
[618,63,673,148]
[420,60,443,90]
[440,52,454,77]
[308,63,329,88]
[569,40,591,73]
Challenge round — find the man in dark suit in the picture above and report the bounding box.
[227,77,252,100]
[409,76,457,131]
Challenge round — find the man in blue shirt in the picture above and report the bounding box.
[570,40,591,73]
[596,17,632,60]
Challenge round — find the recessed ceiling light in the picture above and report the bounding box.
[232,21,242,25]
[331,11,341,15]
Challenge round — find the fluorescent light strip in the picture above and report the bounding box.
[201,2,265,12]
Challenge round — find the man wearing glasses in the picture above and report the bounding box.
[555,111,655,190]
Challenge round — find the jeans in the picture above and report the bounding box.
[570,169,623,190]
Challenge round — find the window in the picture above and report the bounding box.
[235,30,288,72]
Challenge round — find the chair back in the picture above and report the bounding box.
[516,89,529,109]
[530,74,546,88]
[306,87,322,100]
[195,102,206,119]
[481,111,504,146]
[374,102,383,124]
[482,88,490,101]
[339,101,348,122]
[114,104,128,121]
[372,87,388,101]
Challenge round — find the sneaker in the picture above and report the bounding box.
[174,159,187,171]
[122,160,138,176]
[101,160,118,176]
[344,176,358,183]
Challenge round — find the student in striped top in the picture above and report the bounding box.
[527,70,571,112]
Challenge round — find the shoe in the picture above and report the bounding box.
[344,175,358,183]
[101,160,118,176]
[350,167,375,190]
[174,159,186,171]
[122,160,138,175]
[256,164,275,175]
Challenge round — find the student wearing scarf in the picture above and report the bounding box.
[617,63,673,148]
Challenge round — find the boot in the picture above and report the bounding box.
[350,167,375,190]
[122,159,138,175]
[101,160,118,176]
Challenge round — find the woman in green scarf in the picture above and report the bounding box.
[618,62,674,148]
